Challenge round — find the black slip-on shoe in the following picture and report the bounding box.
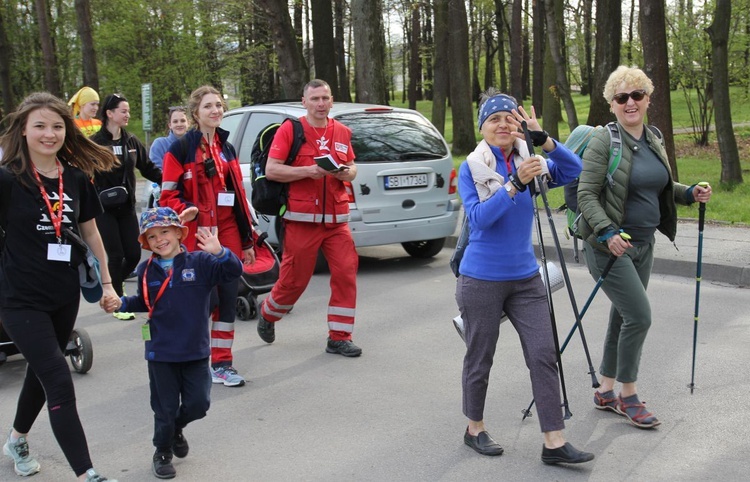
[172,431,189,458]
[541,442,595,465]
[152,451,176,479]
[325,338,362,357]
[463,428,504,456]
[257,315,275,344]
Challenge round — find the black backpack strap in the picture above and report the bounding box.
[286,118,305,165]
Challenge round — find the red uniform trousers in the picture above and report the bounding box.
[261,221,358,341]
[209,205,243,367]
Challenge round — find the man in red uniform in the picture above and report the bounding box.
[257,79,361,357]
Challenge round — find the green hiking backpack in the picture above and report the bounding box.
[562,122,662,259]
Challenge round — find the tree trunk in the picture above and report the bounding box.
[447,0,476,154]
[0,3,14,113]
[541,25,560,139]
[495,0,507,93]
[544,0,577,129]
[351,0,387,104]
[311,0,338,98]
[74,0,98,91]
[581,0,593,96]
[706,0,743,184]
[408,2,421,110]
[334,0,352,102]
[256,0,308,98]
[639,0,678,180]
[432,0,449,135]
[34,0,61,97]
[509,0,523,101]
[423,2,434,100]
[197,0,222,90]
[587,0,620,126]
[532,0,545,114]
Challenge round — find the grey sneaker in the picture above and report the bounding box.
[325,338,362,357]
[211,366,245,387]
[3,432,41,476]
[84,468,118,481]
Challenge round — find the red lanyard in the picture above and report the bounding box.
[142,257,173,319]
[32,160,64,242]
[201,135,226,190]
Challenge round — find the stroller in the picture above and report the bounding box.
[235,213,281,321]
[0,320,93,374]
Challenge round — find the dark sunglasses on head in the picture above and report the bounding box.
[104,93,124,110]
[612,89,647,105]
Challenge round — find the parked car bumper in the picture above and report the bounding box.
[348,199,461,247]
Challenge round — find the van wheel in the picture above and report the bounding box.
[401,238,445,258]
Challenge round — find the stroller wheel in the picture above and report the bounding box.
[67,328,93,374]
[248,296,260,320]
[236,296,252,321]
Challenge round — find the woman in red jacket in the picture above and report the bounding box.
[160,85,255,388]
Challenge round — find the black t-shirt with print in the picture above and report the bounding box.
[0,167,102,309]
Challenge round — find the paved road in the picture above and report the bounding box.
[1,246,749,481]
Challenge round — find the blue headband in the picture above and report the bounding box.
[477,94,518,130]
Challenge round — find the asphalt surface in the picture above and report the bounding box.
[1,245,748,481]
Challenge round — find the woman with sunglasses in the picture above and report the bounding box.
[91,94,162,320]
[577,66,712,429]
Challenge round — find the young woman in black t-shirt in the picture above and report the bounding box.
[0,92,118,482]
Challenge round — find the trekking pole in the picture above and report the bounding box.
[521,238,626,420]
[688,182,709,394]
[521,122,599,389]
[522,121,572,421]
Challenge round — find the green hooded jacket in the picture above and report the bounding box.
[576,122,692,253]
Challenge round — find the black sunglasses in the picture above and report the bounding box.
[104,93,124,111]
[612,90,647,105]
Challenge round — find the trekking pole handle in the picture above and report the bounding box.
[697,182,709,231]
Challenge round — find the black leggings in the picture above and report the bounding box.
[97,207,141,297]
[1,301,93,477]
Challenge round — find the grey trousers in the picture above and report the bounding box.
[583,239,655,383]
[456,274,565,432]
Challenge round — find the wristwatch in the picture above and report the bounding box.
[504,182,516,195]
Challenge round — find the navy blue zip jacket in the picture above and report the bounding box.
[120,246,242,362]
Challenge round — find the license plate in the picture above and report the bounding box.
[384,174,428,189]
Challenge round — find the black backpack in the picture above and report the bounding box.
[250,118,305,216]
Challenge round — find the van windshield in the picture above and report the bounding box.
[336,112,449,163]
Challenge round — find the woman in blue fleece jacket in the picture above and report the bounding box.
[104,207,242,478]
[456,89,593,466]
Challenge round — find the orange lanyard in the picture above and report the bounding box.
[201,136,226,190]
[32,160,64,242]
[142,257,173,319]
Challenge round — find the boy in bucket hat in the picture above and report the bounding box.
[102,207,242,479]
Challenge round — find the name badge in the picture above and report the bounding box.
[141,323,151,341]
[48,243,71,262]
[217,191,235,206]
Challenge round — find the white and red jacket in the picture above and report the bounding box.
[270,117,355,225]
[160,128,254,252]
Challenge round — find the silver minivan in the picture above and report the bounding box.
[220,102,461,259]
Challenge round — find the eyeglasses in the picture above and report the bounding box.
[612,90,647,105]
[168,105,187,113]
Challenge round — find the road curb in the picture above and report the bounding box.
[444,234,748,288]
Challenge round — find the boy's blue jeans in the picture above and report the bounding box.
[148,358,211,452]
